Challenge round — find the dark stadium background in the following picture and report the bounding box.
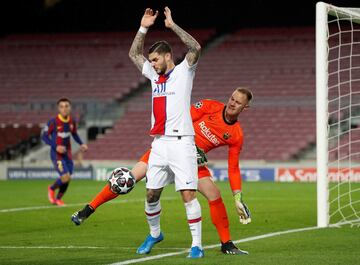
[1,0,359,35]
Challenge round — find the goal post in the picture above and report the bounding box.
[316,2,360,228]
[316,1,329,228]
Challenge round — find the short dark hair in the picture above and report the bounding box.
[148,40,172,55]
[236,87,253,102]
[57,98,71,105]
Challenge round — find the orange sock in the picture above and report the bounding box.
[89,184,118,210]
[209,197,231,243]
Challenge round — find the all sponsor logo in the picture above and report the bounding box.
[277,168,360,182]
[57,131,71,138]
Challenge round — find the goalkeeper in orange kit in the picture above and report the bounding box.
[72,88,252,255]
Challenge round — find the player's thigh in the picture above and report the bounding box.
[53,159,70,177]
[168,138,198,191]
[198,177,221,201]
[65,159,74,175]
[131,161,147,182]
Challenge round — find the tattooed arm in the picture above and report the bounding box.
[129,31,147,72]
[129,8,159,72]
[164,6,201,66]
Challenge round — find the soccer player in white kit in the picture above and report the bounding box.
[129,7,203,258]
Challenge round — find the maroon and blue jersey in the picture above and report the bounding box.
[42,114,83,162]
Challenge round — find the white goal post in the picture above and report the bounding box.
[316,2,360,227]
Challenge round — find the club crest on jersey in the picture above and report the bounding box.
[194,101,203,109]
[223,132,231,140]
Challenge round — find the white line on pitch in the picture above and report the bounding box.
[0,197,176,213]
[0,246,187,250]
[109,226,321,265]
[0,246,106,249]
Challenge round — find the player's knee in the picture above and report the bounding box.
[146,189,162,203]
[180,190,196,203]
[198,179,221,201]
[205,189,221,202]
[61,174,71,183]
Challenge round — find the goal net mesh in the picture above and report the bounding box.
[327,4,360,226]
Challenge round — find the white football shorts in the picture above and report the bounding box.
[146,135,198,191]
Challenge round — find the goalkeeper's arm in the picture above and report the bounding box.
[228,144,251,224]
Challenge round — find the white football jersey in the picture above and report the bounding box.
[142,58,196,136]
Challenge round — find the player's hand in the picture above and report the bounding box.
[141,8,159,28]
[164,6,175,28]
[234,192,251,224]
[196,145,208,166]
[56,145,66,154]
[80,144,88,152]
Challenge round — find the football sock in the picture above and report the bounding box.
[57,182,69,200]
[79,204,95,219]
[185,198,202,248]
[50,178,63,191]
[145,200,161,238]
[209,197,231,243]
[89,184,118,210]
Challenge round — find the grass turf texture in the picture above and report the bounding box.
[0,180,359,265]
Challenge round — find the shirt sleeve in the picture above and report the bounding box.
[71,122,83,145]
[41,119,56,150]
[183,57,198,72]
[142,60,157,80]
[190,101,206,122]
[227,139,243,193]
[191,99,219,122]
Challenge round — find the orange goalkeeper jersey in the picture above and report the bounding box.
[191,99,244,191]
[140,99,244,192]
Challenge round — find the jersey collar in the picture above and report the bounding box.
[222,107,237,125]
[58,114,70,123]
[155,67,175,84]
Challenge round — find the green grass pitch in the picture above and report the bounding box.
[0,180,359,265]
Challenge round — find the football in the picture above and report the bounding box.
[108,167,136,195]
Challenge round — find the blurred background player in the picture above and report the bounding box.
[42,98,88,206]
[128,6,203,258]
[72,88,252,255]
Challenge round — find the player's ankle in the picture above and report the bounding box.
[80,204,95,218]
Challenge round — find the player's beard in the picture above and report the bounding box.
[156,63,167,75]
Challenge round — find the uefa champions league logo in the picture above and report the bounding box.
[194,101,203,109]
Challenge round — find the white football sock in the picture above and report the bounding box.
[145,200,161,238]
[185,198,202,248]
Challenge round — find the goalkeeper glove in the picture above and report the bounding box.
[196,145,208,166]
[234,192,251,224]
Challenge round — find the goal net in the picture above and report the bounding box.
[316,2,360,227]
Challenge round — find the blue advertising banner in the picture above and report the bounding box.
[210,167,275,182]
[7,167,93,180]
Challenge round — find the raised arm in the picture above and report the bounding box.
[164,6,201,66]
[129,8,159,72]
